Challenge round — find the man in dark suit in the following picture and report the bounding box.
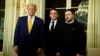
[44,8,62,56]
[13,3,44,56]
[59,9,86,56]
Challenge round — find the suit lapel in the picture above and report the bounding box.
[54,20,59,32]
[25,16,29,34]
[54,20,58,30]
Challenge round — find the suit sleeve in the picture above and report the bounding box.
[13,18,21,46]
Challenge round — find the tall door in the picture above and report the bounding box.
[45,0,88,30]
[45,0,88,55]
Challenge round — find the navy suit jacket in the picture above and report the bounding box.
[14,16,44,52]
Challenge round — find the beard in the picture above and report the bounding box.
[66,18,73,22]
[65,17,74,24]
[67,19,73,22]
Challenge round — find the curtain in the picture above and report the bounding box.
[87,0,100,48]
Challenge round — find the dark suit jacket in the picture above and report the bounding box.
[44,20,62,54]
[14,16,44,56]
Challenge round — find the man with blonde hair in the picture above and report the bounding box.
[13,3,44,56]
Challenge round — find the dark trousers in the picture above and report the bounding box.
[44,47,56,56]
[18,47,37,56]
[60,48,77,56]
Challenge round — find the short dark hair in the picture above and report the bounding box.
[65,9,75,15]
[49,8,59,14]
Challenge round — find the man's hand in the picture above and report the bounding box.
[37,48,42,55]
[13,46,19,54]
[56,52,60,56]
[76,53,81,56]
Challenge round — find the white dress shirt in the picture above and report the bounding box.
[49,20,57,31]
[28,15,35,25]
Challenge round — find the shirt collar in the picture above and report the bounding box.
[50,19,57,23]
[28,15,35,19]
